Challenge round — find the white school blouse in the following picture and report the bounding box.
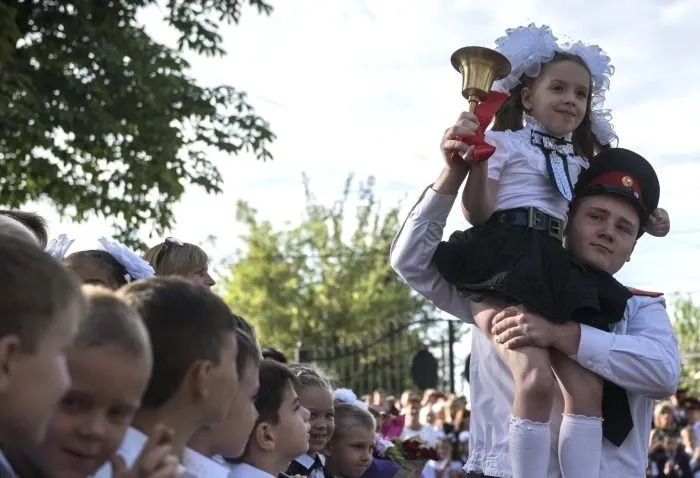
[485,116,589,221]
[389,186,681,478]
[92,426,232,478]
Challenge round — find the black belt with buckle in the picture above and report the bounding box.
[489,207,564,241]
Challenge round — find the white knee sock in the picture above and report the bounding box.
[509,415,551,478]
[558,414,603,478]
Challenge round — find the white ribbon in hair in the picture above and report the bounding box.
[492,23,617,145]
[98,237,155,282]
[45,234,75,261]
[333,388,369,410]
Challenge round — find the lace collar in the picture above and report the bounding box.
[524,115,573,141]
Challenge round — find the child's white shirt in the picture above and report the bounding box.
[92,426,231,478]
[485,116,589,221]
[226,462,277,477]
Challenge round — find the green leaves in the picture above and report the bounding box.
[0,0,275,247]
[672,294,700,395]
[219,175,439,363]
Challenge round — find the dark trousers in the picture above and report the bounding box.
[467,474,499,478]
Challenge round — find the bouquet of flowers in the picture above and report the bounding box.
[373,436,439,478]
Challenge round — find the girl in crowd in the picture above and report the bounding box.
[286,364,335,478]
[144,238,215,287]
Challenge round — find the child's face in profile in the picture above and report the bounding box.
[188,265,215,289]
[39,345,150,478]
[202,331,239,425]
[0,301,81,445]
[199,360,260,459]
[327,426,374,478]
[275,382,310,460]
[298,386,335,454]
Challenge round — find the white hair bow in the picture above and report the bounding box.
[45,234,75,261]
[98,237,155,282]
[333,388,369,410]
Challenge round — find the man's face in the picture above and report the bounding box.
[566,195,639,274]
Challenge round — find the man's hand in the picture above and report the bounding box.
[490,307,556,349]
[491,306,582,355]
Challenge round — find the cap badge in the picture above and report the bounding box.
[621,175,634,187]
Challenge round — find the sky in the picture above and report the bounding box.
[34,1,700,301]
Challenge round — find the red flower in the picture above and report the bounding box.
[395,439,439,461]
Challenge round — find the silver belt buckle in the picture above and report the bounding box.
[550,220,564,241]
[527,208,545,228]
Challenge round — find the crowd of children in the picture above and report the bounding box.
[0,210,435,478]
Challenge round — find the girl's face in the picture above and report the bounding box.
[188,265,215,288]
[298,386,335,454]
[522,59,591,137]
[39,345,150,478]
[327,426,374,478]
[658,409,675,429]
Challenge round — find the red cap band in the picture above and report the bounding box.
[583,171,642,199]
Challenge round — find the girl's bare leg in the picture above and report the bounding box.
[470,299,554,478]
[551,349,603,478]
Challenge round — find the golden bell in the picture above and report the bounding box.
[450,46,511,112]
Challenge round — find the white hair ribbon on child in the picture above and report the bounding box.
[491,23,617,145]
[45,234,75,261]
[333,388,369,410]
[98,237,155,282]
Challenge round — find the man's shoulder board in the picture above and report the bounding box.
[628,287,664,298]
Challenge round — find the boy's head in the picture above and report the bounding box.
[117,277,238,426]
[0,210,48,248]
[190,318,262,460]
[244,360,310,465]
[0,215,40,246]
[261,347,288,364]
[38,286,152,478]
[0,234,87,445]
[326,403,375,478]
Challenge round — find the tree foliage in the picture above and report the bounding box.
[0,0,275,245]
[219,175,454,392]
[672,295,700,395]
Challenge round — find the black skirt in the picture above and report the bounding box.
[433,220,630,329]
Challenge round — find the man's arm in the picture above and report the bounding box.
[553,296,680,398]
[389,168,473,323]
